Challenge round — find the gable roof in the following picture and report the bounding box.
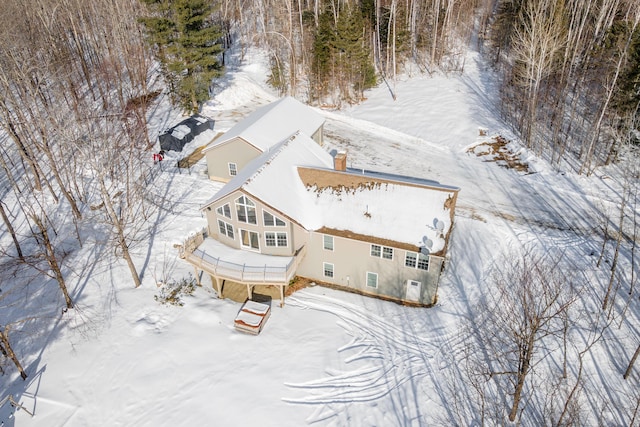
[203,133,459,254]
[202,131,334,226]
[203,97,325,153]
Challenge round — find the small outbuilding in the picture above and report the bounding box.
[159,114,214,152]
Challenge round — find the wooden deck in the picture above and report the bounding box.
[178,230,305,306]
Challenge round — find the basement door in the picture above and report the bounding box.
[405,280,422,302]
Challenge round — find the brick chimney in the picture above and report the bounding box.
[334,152,347,171]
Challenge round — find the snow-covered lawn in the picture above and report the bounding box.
[2,49,638,426]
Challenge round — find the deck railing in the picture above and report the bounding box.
[179,229,306,284]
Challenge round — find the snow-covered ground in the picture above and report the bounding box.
[2,47,638,426]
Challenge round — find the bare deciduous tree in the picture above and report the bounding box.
[473,249,577,423]
[0,324,27,380]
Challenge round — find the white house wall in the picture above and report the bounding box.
[205,190,309,257]
[205,138,262,182]
[311,127,323,146]
[297,232,443,305]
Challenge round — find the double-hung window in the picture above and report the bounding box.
[371,244,381,257]
[405,251,429,271]
[323,235,334,251]
[217,220,234,239]
[265,232,288,247]
[366,272,378,288]
[371,244,393,260]
[228,163,237,176]
[323,262,334,278]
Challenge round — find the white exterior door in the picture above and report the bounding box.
[240,229,260,251]
[405,280,422,301]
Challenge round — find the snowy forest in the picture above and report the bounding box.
[1,0,640,425]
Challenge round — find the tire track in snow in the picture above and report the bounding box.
[283,291,464,423]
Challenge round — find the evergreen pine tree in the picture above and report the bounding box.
[334,5,376,99]
[311,10,336,101]
[140,0,223,113]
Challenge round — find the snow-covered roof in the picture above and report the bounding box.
[203,131,334,217]
[203,133,459,253]
[298,168,458,253]
[203,97,324,153]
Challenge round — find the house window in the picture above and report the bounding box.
[323,235,334,251]
[240,229,259,250]
[265,232,288,247]
[228,163,237,176]
[217,220,234,239]
[417,253,430,270]
[323,262,334,278]
[371,244,381,257]
[405,251,417,268]
[405,251,429,271]
[216,203,231,219]
[371,244,393,260]
[236,195,257,224]
[366,272,378,288]
[263,211,286,227]
[265,232,276,247]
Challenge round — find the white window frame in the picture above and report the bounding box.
[235,195,257,224]
[217,219,234,239]
[371,244,393,260]
[216,203,231,219]
[323,262,334,278]
[228,162,237,176]
[370,244,381,257]
[405,251,429,271]
[240,229,260,251]
[265,231,288,247]
[366,272,378,289]
[323,235,334,251]
[417,253,430,271]
[263,210,286,227]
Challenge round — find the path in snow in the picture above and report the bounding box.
[283,291,468,426]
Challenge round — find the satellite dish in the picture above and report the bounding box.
[424,238,433,249]
[434,218,445,231]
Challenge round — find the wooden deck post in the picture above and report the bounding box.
[211,275,223,298]
[279,285,285,307]
[194,266,201,285]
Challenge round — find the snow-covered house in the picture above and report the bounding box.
[202,96,324,182]
[182,99,459,306]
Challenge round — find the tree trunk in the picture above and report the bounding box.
[99,178,142,288]
[0,328,27,380]
[30,213,74,309]
[623,343,640,380]
[0,201,24,260]
[603,192,625,311]
[38,135,83,219]
[509,339,533,421]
